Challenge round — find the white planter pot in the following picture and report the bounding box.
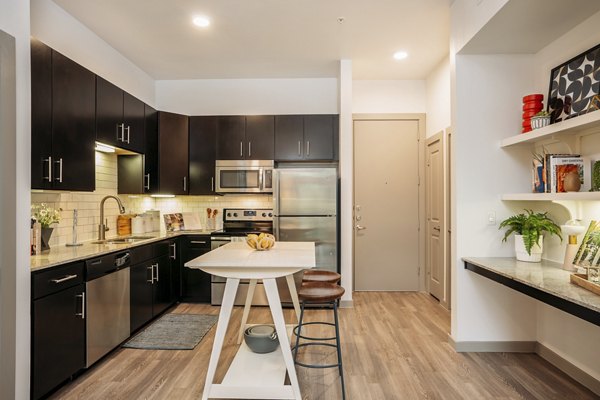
[514,234,543,262]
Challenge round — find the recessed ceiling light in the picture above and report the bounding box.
[393,51,408,60]
[193,16,210,28]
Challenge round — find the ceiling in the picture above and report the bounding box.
[52,0,451,80]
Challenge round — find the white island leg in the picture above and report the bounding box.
[237,278,258,344]
[201,278,240,400]
[285,274,301,323]
[263,278,302,400]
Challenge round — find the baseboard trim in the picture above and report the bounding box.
[452,339,536,353]
[339,299,354,308]
[449,337,600,395]
[536,343,600,396]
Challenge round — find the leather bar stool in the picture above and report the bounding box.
[293,282,346,400]
[302,269,341,284]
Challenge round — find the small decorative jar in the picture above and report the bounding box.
[530,115,551,130]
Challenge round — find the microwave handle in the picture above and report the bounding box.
[259,168,264,190]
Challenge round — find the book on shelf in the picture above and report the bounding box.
[551,156,583,193]
[573,220,600,268]
[543,154,582,193]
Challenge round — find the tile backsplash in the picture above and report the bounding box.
[32,152,272,247]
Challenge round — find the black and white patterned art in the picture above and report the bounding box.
[547,43,600,123]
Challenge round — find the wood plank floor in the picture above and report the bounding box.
[50,292,598,399]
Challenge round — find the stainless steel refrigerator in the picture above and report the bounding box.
[274,165,339,302]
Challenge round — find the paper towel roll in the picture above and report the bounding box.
[132,216,145,235]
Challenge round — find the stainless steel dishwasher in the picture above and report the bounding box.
[85,251,131,367]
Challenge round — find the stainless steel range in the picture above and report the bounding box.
[210,208,299,306]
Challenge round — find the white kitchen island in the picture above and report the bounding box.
[185,241,315,400]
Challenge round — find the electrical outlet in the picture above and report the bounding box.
[487,211,496,225]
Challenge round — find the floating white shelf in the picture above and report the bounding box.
[501,192,600,201]
[501,110,600,148]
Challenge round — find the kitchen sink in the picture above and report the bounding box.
[91,235,156,244]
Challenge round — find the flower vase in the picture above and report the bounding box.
[41,227,53,251]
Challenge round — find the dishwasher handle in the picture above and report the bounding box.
[115,252,130,268]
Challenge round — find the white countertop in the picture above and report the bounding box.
[30,229,214,272]
[185,241,316,279]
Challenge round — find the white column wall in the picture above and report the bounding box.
[339,60,353,304]
[155,78,338,115]
[453,54,538,342]
[0,0,30,398]
[31,0,155,105]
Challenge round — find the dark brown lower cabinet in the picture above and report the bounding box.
[130,254,172,333]
[32,284,85,400]
[181,236,211,303]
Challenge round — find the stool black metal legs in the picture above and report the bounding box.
[293,301,346,400]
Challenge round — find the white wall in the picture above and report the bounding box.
[451,2,600,387]
[453,54,539,342]
[450,0,509,54]
[0,0,30,398]
[425,57,451,138]
[339,60,353,304]
[30,0,155,105]
[352,80,426,114]
[156,78,338,115]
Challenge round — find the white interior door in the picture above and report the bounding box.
[354,119,420,291]
[426,134,444,301]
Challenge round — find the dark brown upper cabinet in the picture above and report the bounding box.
[189,116,217,195]
[274,114,338,162]
[31,39,96,191]
[158,112,189,195]
[96,77,145,153]
[216,115,274,160]
[245,115,275,160]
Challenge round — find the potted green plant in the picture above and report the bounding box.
[499,209,562,262]
[531,110,551,129]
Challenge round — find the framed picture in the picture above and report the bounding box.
[547,43,600,123]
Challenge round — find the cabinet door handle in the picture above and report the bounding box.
[147,265,154,283]
[125,126,131,144]
[144,173,150,191]
[54,158,63,183]
[117,123,125,141]
[248,141,252,157]
[75,292,85,319]
[240,141,243,158]
[211,177,214,192]
[190,240,207,244]
[170,243,177,260]
[298,141,302,156]
[154,263,159,282]
[51,274,77,284]
[43,156,52,182]
[306,141,310,157]
[183,176,187,192]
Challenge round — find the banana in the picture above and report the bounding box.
[247,233,276,250]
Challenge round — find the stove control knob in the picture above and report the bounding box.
[268,213,273,217]
[227,212,231,217]
[262,212,267,217]
[233,212,238,217]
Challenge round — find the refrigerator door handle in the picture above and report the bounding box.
[273,169,280,217]
[274,217,280,240]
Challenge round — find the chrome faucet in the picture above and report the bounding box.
[98,195,126,241]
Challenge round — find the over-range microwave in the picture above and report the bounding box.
[215,160,273,193]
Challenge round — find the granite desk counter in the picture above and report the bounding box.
[464,257,600,327]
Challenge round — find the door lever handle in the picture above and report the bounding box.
[356,225,367,231]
